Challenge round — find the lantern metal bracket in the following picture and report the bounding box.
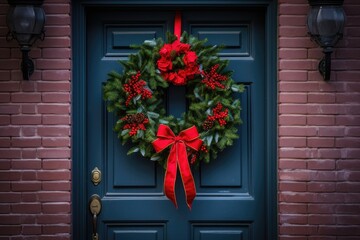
[20,46,34,80]
[318,47,332,81]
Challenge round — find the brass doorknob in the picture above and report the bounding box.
[89,194,101,240]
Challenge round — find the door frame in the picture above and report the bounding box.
[72,1,278,239]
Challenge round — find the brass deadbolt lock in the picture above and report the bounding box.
[91,167,101,185]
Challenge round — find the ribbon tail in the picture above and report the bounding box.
[164,144,178,208]
[177,142,196,209]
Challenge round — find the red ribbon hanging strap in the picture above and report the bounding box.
[152,124,203,209]
[174,11,182,39]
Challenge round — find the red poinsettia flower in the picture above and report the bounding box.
[157,40,200,86]
[171,40,190,53]
[183,51,197,66]
[173,72,186,85]
[157,57,173,72]
[185,66,200,79]
[159,44,173,58]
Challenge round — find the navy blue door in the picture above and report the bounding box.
[86,6,268,240]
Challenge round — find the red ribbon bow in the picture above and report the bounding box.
[152,124,203,209]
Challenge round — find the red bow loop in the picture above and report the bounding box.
[152,124,176,153]
[178,126,203,150]
[152,124,203,209]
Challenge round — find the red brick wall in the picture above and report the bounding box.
[279,0,360,239]
[0,0,71,238]
[0,0,359,239]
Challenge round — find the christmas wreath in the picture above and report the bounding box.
[103,31,244,208]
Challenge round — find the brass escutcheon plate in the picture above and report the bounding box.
[89,194,101,215]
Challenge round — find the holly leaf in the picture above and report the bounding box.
[159,119,169,124]
[147,111,160,119]
[121,129,129,136]
[215,132,220,143]
[144,39,156,46]
[137,130,144,138]
[205,135,213,146]
[231,84,245,93]
[127,147,139,155]
[150,154,161,161]
[140,145,146,156]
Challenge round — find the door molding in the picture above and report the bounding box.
[72,1,278,239]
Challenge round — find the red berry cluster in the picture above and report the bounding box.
[200,145,208,153]
[123,72,152,106]
[190,144,208,165]
[201,64,228,90]
[190,155,197,165]
[122,113,149,136]
[203,103,229,130]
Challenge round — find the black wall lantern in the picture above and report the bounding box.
[6,0,46,80]
[307,0,346,81]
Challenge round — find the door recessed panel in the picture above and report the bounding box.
[191,25,250,57]
[105,25,165,58]
[197,82,252,196]
[98,18,169,195]
[106,106,164,194]
[191,223,251,240]
[106,223,165,240]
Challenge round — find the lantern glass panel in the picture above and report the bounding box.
[307,7,319,35]
[307,5,345,48]
[318,6,345,36]
[33,7,45,34]
[13,6,35,44]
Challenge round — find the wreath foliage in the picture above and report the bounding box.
[103,32,244,167]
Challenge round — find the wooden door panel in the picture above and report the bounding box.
[86,7,266,240]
